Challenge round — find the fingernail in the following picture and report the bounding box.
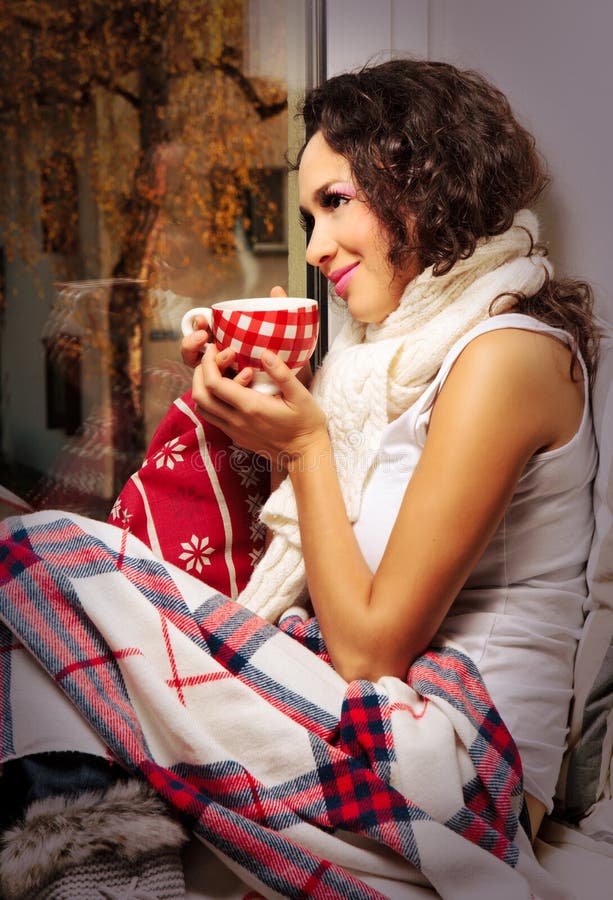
[262,350,275,366]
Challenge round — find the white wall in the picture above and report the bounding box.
[325,0,428,75]
[426,0,613,324]
[326,0,613,327]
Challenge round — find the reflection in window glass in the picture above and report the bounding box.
[0,0,309,518]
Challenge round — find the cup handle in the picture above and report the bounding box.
[180,306,212,337]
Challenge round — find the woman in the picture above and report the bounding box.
[183,59,598,839]
[0,59,599,898]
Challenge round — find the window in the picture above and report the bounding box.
[246,167,287,251]
[0,0,322,517]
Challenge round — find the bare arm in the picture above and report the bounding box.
[288,329,583,680]
[192,328,583,682]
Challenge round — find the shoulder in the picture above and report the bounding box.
[452,324,574,381]
[431,324,583,454]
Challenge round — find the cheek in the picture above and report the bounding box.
[361,215,394,271]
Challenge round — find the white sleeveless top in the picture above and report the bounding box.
[353,314,598,810]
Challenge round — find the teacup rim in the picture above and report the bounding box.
[211,297,317,313]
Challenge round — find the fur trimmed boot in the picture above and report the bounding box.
[0,779,188,899]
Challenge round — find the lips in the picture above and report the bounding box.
[328,262,359,297]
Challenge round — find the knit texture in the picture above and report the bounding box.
[238,209,553,621]
[36,854,185,900]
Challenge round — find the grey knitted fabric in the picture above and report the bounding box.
[36,851,186,899]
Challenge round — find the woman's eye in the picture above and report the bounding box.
[323,192,350,210]
[298,190,351,230]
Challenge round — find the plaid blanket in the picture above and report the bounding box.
[0,510,567,899]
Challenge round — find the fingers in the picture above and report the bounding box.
[187,313,210,332]
[181,312,213,367]
[260,351,303,402]
[194,345,247,407]
[181,328,210,367]
[269,285,288,298]
[210,345,238,377]
[191,346,238,423]
[191,343,326,463]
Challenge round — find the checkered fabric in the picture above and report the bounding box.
[213,304,319,371]
[0,511,566,899]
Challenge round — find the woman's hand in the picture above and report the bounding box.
[191,343,328,467]
[180,310,212,368]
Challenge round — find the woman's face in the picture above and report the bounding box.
[298,131,420,324]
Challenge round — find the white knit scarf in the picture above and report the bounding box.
[238,209,552,621]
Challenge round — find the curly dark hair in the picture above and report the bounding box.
[298,58,598,378]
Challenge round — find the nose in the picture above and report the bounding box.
[305,219,337,268]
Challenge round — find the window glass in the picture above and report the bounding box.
[0,0,314,518]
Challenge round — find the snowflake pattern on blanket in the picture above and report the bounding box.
[0,510,556,899]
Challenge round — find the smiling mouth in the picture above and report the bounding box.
[328,262,359,297]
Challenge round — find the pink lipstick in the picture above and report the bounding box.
[328,262,359,297]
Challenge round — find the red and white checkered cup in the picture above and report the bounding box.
[181,297,319,394]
